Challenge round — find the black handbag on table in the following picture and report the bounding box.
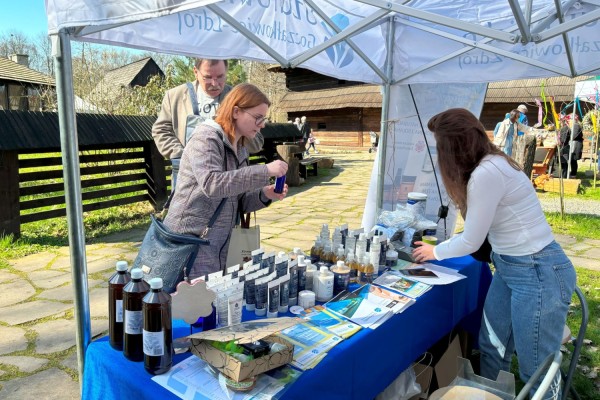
[132,198,226,294]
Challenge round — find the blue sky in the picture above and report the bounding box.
[0,0,49,38]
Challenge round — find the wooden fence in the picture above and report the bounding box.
[0,110,303,238]
[0,141,168,238]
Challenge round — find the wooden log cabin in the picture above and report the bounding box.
[275,66,597,156]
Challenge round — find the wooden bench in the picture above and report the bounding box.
[299,157,319,179]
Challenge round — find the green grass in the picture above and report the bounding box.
[0,202,153,269]
[545,212,600,239]
[565,268,600,400]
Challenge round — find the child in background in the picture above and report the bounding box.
[307,132,318,155]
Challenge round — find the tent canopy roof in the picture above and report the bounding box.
[45,0,600,85]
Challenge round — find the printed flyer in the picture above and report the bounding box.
[324,289,393,329]
[373,271,432,298]
[300,305,362,339]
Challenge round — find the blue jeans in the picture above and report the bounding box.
[479,241,576,399]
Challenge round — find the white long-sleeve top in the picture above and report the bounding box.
[433,154,554,260]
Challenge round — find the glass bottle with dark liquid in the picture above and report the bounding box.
[123,268,150,361]
[109,261,131,350]
[143,277,172,375]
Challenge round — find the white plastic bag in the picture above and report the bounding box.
[376,365,421,400]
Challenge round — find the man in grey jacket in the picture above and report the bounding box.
[152,59,264,190]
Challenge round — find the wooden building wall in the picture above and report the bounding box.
[289,108,381,148]
[131,62,164,87]
[283,68,366,92]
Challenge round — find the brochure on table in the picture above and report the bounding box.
[300,306,362,339]
[152,356,301,400]
[276,321,343,370]
[373,272,432,298]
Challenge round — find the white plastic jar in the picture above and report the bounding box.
[407,192,427,217]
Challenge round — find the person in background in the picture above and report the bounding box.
[299,116,313,156]
[517,104,529,135]
[152,59,263,192]
[293,117,301,130]
[164,83,288,279]
[493,109,529,157]
[300,116,312,143]
[559,115,584,178]
[307,132,318,155]
[412,108,576,400]
[493,113,510,137]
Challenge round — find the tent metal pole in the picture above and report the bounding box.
[553,0,577,77]
[530,0,579,34]
[52,29,91,390]
[304,0,387,82]
[397,18,570,76]
[507,0,532,43]
[289,9,390,68]
[356,0,517,43]
[376,16,395,212]
[394,12,551,82]
[206,4,289,66]
[535,8,600,41]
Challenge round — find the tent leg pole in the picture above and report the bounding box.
[53,29,91,392]
[376,16,396,212]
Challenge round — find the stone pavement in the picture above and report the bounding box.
[0,151,598,399]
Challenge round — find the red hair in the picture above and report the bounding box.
[215,83,270,144]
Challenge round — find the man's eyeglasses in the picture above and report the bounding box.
[241,109,269,126]
[201,75,226,83]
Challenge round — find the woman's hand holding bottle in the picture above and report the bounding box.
[266,160,288,177]
[263,184,288,201]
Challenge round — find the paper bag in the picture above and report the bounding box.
[226,225,260,267]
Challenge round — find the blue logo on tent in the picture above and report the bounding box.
[321,14,354,68]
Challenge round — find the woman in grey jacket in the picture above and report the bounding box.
[164,83,288,279]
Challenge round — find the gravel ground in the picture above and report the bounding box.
[538,194,600,216]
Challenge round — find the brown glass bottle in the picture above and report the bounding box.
[143,278,172,375]
[123,268,150,362]
[109,261,131,350]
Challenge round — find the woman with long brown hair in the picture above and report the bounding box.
[412,108,576,399]
[164,83,288,279]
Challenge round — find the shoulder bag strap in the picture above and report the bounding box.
[199,135,230,238]
[186,82,200,116]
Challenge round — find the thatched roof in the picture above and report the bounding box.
[89,57,162,101]
[278,85,381,111]
[278,76,597,112]
[485,76,595,103]
[0,57,54,86]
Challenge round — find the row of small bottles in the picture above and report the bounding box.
[108,262,172,375]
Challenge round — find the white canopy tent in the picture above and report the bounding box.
[45,0,600,387]
[575,75,599,102]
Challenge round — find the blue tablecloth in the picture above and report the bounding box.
[83,256,491,400]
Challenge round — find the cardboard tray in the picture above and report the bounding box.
[189,317,299,382]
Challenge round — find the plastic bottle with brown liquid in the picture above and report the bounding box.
[346,252,359,283]
[123,268,150,361]
[310,236,322,263]
[143,277,172,375]
[108,261,131,350]
[333,245,346,264]
[361,252,375,284]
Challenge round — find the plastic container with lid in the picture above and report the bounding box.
[331,261,350,295]
[315,266,334,302]
[407,192,427,217]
